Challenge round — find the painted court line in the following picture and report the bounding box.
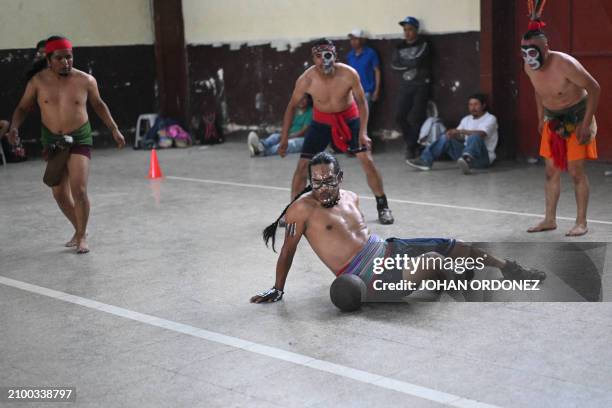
[0,275,499,408]
[166,175,612,226]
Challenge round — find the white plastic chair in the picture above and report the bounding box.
[134,114,158,149]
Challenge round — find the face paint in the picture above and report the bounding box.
[521,45,544,70]
[312,174,341,207]
[312,44,336,75]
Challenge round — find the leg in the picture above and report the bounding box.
[566,159,589,236]
[261,133,280,149]
[447,241,546,281]
[355,151,384,196]
[67,154,91,253]
[291,158,310,199]
[420,134,451,165]
[355,150,394,224]
[459,135,490,172]
[395,87,415,156]
[51,170,79,246]
[528,158,561,233]
[406,86,429,155]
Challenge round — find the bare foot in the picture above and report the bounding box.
[65,234,78,248]
[527,220,557,233]
[76,237,90,254]
[65,231,87,247]
[566,224,588,237]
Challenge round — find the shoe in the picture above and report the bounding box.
[406,158,432,171]
[457,156,472,174]
[404,150,416,160]
[248,131,263,157]
[378,208,394,225]
[501,260,547,281]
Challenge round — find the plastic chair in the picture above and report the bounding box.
[134,114,158,149]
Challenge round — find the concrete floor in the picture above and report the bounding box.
[1,139,612,407]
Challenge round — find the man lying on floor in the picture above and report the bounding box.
[251,152,545,303]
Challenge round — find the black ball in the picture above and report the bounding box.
[330,274,366,312]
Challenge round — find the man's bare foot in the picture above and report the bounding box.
[566,224,588,237]
[527,220,557,233]
[76,237,89,254]
[65,231,87,247]
[65,234,78,248]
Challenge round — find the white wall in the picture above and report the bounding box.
[184,0,480,46]
[0,0,154,49]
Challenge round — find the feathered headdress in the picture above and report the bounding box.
[527,0,548,31]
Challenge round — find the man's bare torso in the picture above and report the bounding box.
[302,63,355,113]
[525,51,587,110]
[34,68,91,134]
[294,190,370,273]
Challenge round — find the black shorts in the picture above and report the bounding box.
[300,119,363,159]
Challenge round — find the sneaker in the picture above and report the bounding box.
[248,131,263,157]
[457,156,472,174]
[501,260,547,281]
[404,149,416,160]
[406,158,432,171]
[378,208,395,225]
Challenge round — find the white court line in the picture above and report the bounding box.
[166,175,612,226]
[0,275,499,408]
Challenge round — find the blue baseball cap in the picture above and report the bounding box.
[399,16,420,30]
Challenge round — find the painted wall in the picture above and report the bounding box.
[184,0,479,47]
[0,0,154,49]
[0,0,156,156]
[184,0,481,145]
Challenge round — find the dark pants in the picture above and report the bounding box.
[395,84,429,153]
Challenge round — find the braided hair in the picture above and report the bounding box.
[263,152,340,251]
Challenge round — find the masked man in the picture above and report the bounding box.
[521,21,600,237]
[278,38,394,225]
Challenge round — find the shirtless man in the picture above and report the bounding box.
[278,38,394,225]
[8,36,126,253]
[521,26,600,236]
[250,152,545,303]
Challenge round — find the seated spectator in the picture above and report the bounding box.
[406,93,498,174]
[248,94,312,157]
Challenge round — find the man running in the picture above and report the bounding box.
[8,36,126,253]
[521,22,600,236]
[278,38,394,224]
[251,152,545,303]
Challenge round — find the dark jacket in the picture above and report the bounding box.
[391,37,431,86]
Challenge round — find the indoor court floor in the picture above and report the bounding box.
[1,139,612,407]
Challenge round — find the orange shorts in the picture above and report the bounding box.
[539,120,598,162]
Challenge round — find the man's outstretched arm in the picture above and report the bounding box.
[251,205,306,303]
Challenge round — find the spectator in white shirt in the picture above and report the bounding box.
[406,94,498,174]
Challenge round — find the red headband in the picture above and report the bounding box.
[45,38,73,55]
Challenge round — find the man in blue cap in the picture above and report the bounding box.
[392,16,431,160]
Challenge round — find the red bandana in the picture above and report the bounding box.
[45,38,73,55]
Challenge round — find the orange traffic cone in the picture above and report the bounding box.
[148,149,163,179]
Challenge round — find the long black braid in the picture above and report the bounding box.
[263,185,312,252]
[263,152,340,252]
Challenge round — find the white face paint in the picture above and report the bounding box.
[321,51,336,74]
[521,46,543,70]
